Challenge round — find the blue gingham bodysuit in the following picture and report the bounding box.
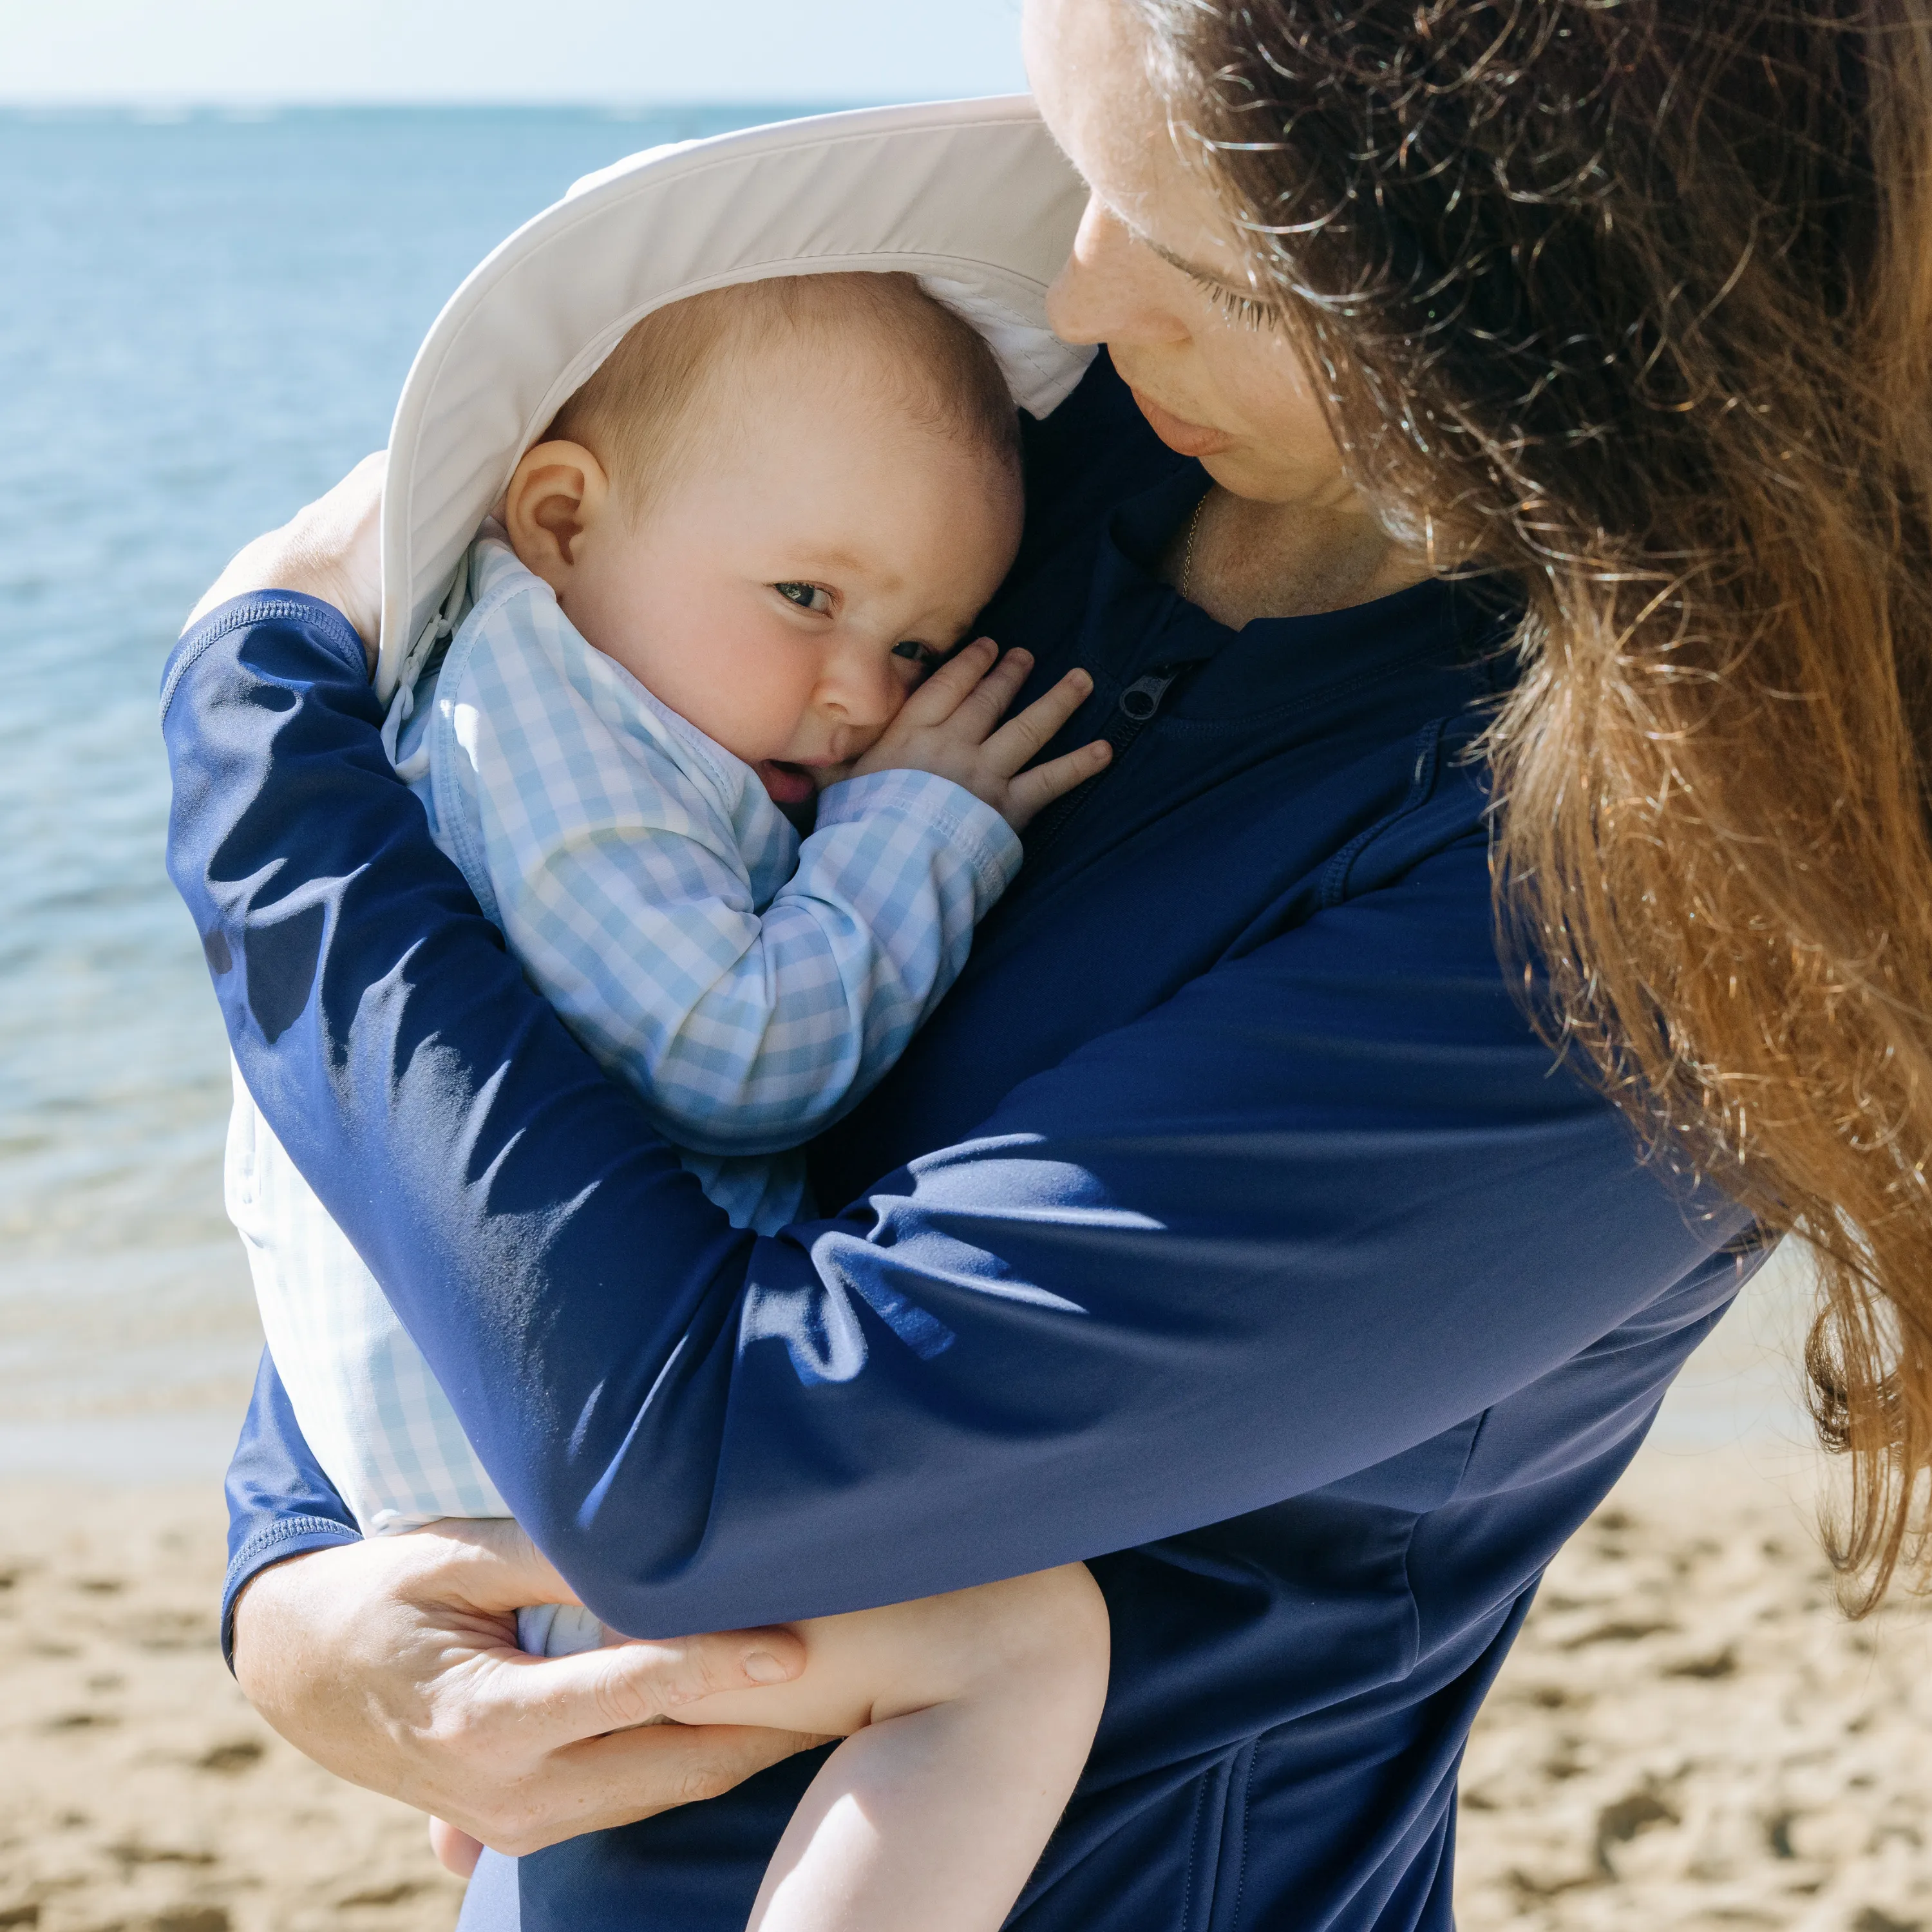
[226,536,1019,1544]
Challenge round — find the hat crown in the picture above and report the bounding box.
[379,96,1092,699]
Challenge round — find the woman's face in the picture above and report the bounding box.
[1025,0,1352,509]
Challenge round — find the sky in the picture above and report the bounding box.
[0,1,1030,106]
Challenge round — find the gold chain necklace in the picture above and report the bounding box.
[1179,491,1209,603]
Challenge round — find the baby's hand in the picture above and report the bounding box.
[850,639,1111,833]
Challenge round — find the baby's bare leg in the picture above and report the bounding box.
[665,1564,1108,1932]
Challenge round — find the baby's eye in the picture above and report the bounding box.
[892,640,939,671]
[773,582,831,614]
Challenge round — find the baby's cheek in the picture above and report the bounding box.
[699,633,824,757]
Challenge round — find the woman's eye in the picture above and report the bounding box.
[773,582,831,613]
[892,640,939,672]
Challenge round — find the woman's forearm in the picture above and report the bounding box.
[222,1350,361,1661]
[166,595,1752,1640]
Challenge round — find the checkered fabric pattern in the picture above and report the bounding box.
[229,537,1019,1538]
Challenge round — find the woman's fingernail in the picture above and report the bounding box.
[743,1649,789,1684]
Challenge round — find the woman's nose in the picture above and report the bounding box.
[1046,194,1191,350]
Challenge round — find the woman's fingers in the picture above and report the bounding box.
[1004,739,1113,829]
[981,667,1097,775]
[482,1627,808,1750]
[435,1719,827,1856]
[411,1514,573,1611]
[485,1722,828,1852]
[184,450,387,659]
[565,1719,833,1819]
[428,1818,485,1879]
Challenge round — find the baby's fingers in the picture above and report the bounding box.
[947,643,1037,738]
[891,636,998,727]
[1005,739,1112,832]
[981,667,1097,777]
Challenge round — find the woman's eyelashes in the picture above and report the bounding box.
[773,580,833,614]
[1183,265,1274,331]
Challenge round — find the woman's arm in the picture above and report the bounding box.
[166,587,1750,1640]
[223,1351,824,1856]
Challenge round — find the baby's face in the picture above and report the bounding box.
[514,352,1023,807]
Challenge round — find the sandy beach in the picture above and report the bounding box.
[1457,1443,1932,1932]
[0,1479,464,1932]
[1,1432,1926,1932]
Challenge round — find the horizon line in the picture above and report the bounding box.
[0,97,889,113]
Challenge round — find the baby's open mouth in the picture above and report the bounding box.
[756,759,820,808]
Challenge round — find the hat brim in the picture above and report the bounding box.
[378,95,1092,699]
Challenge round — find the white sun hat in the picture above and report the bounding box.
[376,95,1094,703]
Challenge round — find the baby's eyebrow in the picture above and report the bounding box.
[784,546,902,591]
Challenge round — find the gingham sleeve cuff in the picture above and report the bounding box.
[815,768,1022,907]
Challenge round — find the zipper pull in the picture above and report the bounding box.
[1024,661,1191,860]
[1118,670,1179,723]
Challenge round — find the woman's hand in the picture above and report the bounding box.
[851,638,1110,832]
[231,1518,820,1856]
[186,451,387,661]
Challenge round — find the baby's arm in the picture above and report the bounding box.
[441,599,1101,1153]
[641,761,1015,1150]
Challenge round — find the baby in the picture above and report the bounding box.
[227,272,1111,1932]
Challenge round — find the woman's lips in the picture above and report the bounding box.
[755,759,820,808]
[1128,386,1238,459]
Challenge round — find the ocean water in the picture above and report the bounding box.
[0,106,806,1470]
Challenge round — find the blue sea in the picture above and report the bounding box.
[0,104,1806,1479]
[0,106,815,1473]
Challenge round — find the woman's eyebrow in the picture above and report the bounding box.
[1119,209,1251,293]
[1075,166,1254,292]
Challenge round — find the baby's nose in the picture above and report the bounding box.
[820,646,901,733]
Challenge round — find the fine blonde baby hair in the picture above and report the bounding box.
[546,272,1021,515]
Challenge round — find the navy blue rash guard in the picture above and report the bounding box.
[165,354,1761,1932]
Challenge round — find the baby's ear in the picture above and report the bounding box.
[502,441,611,589]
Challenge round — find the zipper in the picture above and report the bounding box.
[1025,662,1189,862]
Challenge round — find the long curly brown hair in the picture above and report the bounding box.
[1131,0,1932,1609]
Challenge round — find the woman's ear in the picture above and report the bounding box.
[503,441,612,594]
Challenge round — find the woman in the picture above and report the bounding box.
[167,0,1932,1926]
